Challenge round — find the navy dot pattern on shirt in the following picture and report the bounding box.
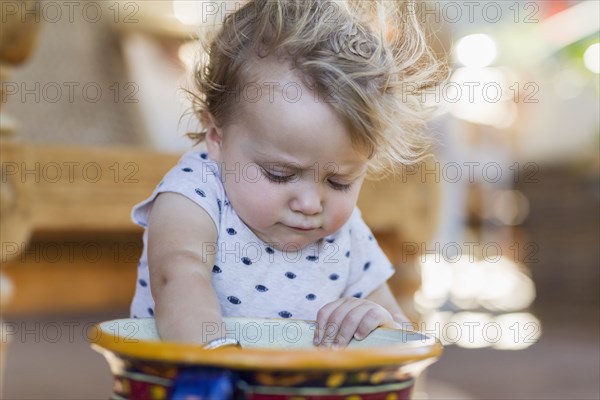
[255,285,268,292]
[130,151,394,321]
[241,257,252,265]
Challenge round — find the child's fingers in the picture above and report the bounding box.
[334,304,377,347]
[353,308,391,341]
[317,299,356,345]
[314,299,360,345]
[314,299,343,345]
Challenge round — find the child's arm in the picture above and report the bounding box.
[314,283,409,349]
[147,192,224,345]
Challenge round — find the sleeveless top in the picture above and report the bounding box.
[130,151,395,320]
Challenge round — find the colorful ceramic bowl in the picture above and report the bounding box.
[91,317,442,399]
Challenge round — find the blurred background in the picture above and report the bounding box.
[1,0,598,398]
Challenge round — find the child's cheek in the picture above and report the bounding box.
[231,179,282,227]
[327,199,355,233]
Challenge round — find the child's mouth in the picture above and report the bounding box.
[288,226,318,232]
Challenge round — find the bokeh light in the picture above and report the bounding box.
[448,67,518,128]
[491,190,530,226]
[455,34,497,68]
[584,43,600,74]
[493,313,542,350]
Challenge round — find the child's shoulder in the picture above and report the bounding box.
[174,150,219,175]
[160,150,223,189]
[131,150,225,229]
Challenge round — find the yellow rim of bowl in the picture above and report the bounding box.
[90,318,443,371]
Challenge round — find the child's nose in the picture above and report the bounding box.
[290,186,323,215]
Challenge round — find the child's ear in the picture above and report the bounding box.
[202,111,224,162]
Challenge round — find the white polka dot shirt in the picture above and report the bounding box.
[130,151,395,321]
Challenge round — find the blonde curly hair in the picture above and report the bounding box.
[188,0,447,177]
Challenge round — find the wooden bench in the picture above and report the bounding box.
[1,144,176,313]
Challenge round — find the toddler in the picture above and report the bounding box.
[131,0,443,349]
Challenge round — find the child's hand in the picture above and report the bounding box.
[313,298,395,349]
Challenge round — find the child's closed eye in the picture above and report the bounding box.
[261,166,353,192]
[261,168,295,184]
[327,180,352,192]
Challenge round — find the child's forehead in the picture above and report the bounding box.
[227,99,369,176]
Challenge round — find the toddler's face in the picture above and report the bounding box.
[206,62,368,250]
